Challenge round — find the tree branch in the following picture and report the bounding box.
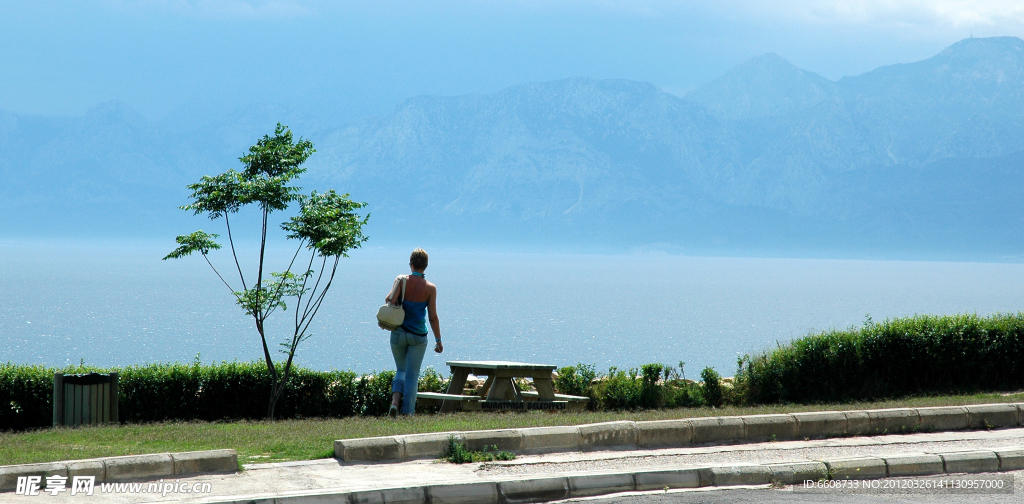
[257,318,276,385]
[297,256,340,338]
[255,208,269,320]
[264,239,305,320]
[295,251,317,330]
[224,213,247,291]
[301,255,329,321]
[202,253,235,294]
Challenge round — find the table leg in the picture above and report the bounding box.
[511,379,524,401]
[487,377,514,401]
[441,367,469,413]
[533,377,557,401]
[478,375,495,399]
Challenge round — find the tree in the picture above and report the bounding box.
[164,124,369,419]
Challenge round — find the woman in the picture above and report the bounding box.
[386,248,443,417]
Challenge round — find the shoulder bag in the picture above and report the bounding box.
[376,275,407,331]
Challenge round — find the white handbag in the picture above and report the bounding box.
[376,275,407,331]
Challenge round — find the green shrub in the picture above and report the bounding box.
[664,381,704,408]
[640,363,664,409]
[418,367,449,393]
[561,362,704,411]
[355,370,395,417]
[443,436,515,463]
[0,364,53,432]
[555,363,597,410]
[736,313,1024,404]
[700,367,723,407]
[596,367,643,410]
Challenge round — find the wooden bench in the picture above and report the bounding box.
[415,392,480,409]
[520,391,590,411]
[519,391,590,402]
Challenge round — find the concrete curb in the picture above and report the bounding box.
[334,402,1024,463]
[208,446,1024,504]
[0,450,237,492]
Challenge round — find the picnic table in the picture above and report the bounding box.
[416,360,589,412]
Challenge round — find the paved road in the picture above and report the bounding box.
[558,471,1024,504]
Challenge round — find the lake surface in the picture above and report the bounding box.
[2,242,1023,378]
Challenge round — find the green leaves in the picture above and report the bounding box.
[181,171,247,218]
[234,271,312,316]
[163,231,222,260]
[181,124,311,219]
[240,123,314,180]
[282,190,369,257]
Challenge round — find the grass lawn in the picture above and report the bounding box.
[2,392,1022,466]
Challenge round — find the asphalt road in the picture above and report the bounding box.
[558,471,1024,504]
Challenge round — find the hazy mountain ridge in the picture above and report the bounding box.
[313,37,1024,240]
[311,79,732,221]
[3,37,1023,257]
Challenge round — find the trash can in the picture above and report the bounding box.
[53,372,118,427]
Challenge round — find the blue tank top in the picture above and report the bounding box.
[401,300,428,336]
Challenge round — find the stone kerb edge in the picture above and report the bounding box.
[462,429,523,452]
[689,416,744,444]
[567,473,634,497]
[741,414,797,442]
[636,419,693,447]
[0,463,67,493]
[0,450,238,492]
[824,457,888,480]
[792,411,847,439]
[519,426,581,454]
[866,408,921,435]
[941,451,1000,473]
[334,401,1024,463]
[426,481,500,504]
[577,421,638,449]
[498,477,569,503]
[916,406,969,432]
[881,454,944,477]
[994,448,1024,471]
[966,404,1019,429]
[767,461,828,484]
[335,436,405,462]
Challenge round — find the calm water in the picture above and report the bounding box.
[2,242,1023,377]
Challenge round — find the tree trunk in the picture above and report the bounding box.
[267,386,280,420]
[266,367,290,420]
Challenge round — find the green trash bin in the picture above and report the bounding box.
[53,372,119,427]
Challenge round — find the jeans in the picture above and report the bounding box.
[390,327,428,415]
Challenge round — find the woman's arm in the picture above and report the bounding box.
[385,276,403,304]
[427,285,442,353]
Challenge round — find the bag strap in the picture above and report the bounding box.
[400,275,407,304]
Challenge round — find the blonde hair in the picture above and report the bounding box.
[410,248,428,270]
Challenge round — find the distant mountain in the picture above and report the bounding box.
[687,52,843,122]
[0,101,321,237]
[2,37,1023,258]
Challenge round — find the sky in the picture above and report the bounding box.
[2,0,1024,122]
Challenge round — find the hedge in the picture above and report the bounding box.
[10,312,1016,431]
[0,362,449,431]
[1,359,710,431]
[736,313,1024,404]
